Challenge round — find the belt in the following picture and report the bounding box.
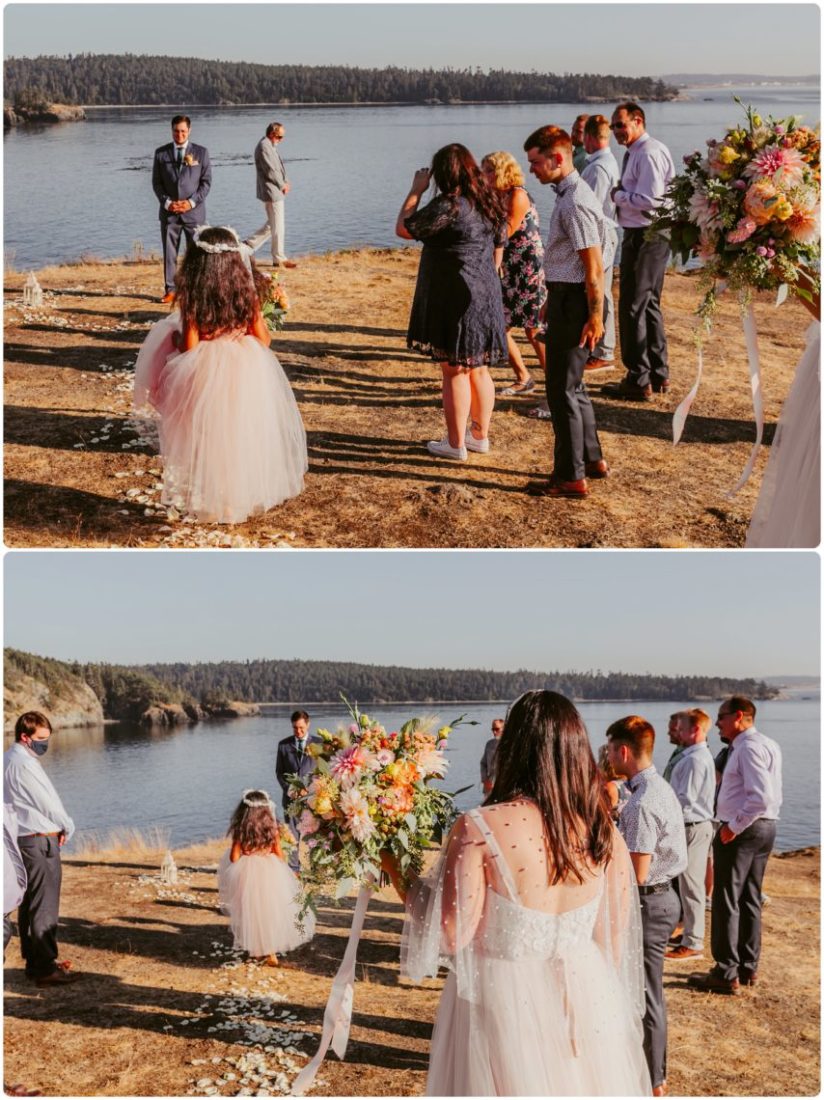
[685,820,711,827]
[23,832,60,837]
[638,880,671,895]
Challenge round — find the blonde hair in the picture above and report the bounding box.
[683,708,712,738]
[481,150,525,191]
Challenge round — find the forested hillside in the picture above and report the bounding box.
[4,54,678,107]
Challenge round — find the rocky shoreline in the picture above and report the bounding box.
[4,102,86,128]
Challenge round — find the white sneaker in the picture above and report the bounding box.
[464,430,490,454]
[427,438,468,461]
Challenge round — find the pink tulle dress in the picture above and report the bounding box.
[132,311,308,523]
[217,848,315,957]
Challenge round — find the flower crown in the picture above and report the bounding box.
[192,225,244,254]
[242,789,274,808]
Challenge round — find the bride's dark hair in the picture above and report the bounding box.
[486,690,613,883]
[176,226,259,337]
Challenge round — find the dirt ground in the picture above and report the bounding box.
[2,839,819,1097]
[3,250,812,548]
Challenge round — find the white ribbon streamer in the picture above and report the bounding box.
[672,341,703,445]
[291,876,376,1096]
[725,303,764,497]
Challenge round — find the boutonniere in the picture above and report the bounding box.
[183,154,198,167]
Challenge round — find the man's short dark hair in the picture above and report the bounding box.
[614,101,646,126]
[15,711,52,741]
[524,125,572,156]
[171,114,191,128]
[723,696,757,720]
[606,715,655,758]
[291,709,310,724]
[266,122,284,138]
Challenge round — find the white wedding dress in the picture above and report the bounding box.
[401,802,651,1096]
[746,319,820,547]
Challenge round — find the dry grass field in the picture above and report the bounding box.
[2,837,819,1097]
[3,249,812,548]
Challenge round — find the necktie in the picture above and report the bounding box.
[176,147,183,170]
[619,149,630,186]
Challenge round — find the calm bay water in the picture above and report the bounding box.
[3,85,820,270]
[8,695,818,854]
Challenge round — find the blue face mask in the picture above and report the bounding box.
[27,738,49,757]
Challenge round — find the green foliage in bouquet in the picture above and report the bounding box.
[286,697,475,915]
[648,100,820,328]
[260,273,289,333]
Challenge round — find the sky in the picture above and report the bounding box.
[4,551,820,677]
[3,2,821,78]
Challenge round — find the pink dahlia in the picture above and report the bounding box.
[726,217,758,244]
[330,744,370,786]
[744,145,806,187]
[688,189,724,232]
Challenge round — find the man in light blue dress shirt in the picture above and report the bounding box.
[581,115,620,371]
[688,696,782,995]
[607,715,687,1097]
[665,709,716,961]
[3,712,78,986]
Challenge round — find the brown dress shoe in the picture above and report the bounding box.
[739,968,758,986]
[36,968,81,987]
[528,477,589,499]
[160,291,176,304]
[283,260,298,269]
[653,380,671,394]
[585,459,609,479]
[687,969,740,995]
[665,945,704,961]
[602,378,653,401]
[584,358,615,372]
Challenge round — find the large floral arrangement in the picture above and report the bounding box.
[287,701,468,913]
[650,101,820,324]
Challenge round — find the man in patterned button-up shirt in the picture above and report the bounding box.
[523,125,616,500]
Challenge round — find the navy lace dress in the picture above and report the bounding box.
[405,195,508,368]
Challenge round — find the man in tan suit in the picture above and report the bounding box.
[245,122,297,268]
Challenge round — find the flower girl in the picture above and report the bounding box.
[217,789,314,966]
[132,226,307,524]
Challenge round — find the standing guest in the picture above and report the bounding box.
[523,126,613,499]
[581,115,620,372]
[603,102,675,401]
[479,716,504,795]
[571,114,590,173]
[596,743,629,820]
[396,144,508,461]
[662,712,687,781]
[606,715,687,1097]
[480,151,547,396]
[245,122,298,270]
[4,803,27,952]
[384,690,651,1095]
[688,697,782,995]
[275,710,319,872]
[3,713,78,987]
[152,114,212,303]
[665,709,716,962]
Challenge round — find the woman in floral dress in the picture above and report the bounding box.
[482,151,547,395]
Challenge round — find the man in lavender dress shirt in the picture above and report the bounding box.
[603,102,675,401]
[688,696,782,995]
[3,712,78,986]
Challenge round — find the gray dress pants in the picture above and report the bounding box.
[639,884,680,1088]
[17,834,62,978]
[711,817,777,980]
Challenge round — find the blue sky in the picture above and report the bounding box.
[3,3,820,77]
[4,551,820,677]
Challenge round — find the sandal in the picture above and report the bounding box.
[500,378,535,396]
[526,403,552,421]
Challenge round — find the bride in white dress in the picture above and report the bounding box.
[383,690,651,1097]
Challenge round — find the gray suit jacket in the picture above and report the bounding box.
[255,136,288,202]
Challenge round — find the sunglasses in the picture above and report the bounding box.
[610,122,630,131]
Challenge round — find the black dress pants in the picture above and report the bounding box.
[544,281,603,482]
[17,835,62,978]
[639,884,680,1089]
[711,818,776,980]
[618,228,670,389]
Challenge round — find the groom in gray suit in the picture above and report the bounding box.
[245,122,297,269]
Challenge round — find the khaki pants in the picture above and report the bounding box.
[247,199,287,264]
